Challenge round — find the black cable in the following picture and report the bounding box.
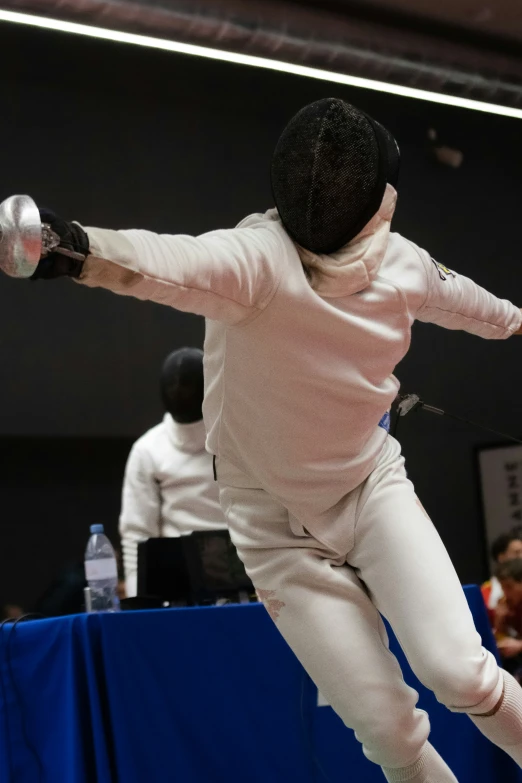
[3,614,45,783]
[393,394,522,445]
[437,410,522,445]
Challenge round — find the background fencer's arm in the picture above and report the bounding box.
[119,442,162,598]
[407,243,522,339]
[75,222,283,325]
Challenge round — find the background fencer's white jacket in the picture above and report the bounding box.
[77,186,521,544]
[120,414,226,596]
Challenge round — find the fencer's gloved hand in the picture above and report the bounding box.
[31,209,89,280]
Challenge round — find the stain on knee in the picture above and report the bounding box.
[256,589,286,622]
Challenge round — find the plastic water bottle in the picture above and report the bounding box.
[84,524,120,612]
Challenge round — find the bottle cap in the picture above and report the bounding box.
[90,524,104,534]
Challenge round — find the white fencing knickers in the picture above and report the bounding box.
[217,436,502,771]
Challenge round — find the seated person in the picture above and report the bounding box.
[482,531,522,624]
[0,602,24,621]
[493,558,522,683]
[120,348,226,597]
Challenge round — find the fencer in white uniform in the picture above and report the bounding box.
[120,348,226,597]
[4,98,522,782]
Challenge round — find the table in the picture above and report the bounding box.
[0,585,519,783]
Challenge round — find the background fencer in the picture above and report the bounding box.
[120,347,226,597]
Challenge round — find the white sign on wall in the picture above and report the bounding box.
[478,444,522,558]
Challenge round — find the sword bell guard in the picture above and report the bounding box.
[0,195,42,278]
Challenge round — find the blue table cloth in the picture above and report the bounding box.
[0,585,519,783]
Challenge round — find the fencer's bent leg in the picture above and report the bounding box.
[468,670,522,766]
[219,478,435,772]
[382,743,457,782]
[349,436,522,766]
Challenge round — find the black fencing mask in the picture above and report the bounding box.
[271,98,400,255]
[160,348,204,424]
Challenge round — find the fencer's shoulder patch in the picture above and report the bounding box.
[431,257,456,281]
[378,412,391,432]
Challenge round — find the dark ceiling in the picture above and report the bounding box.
[1,0,521,106]
[294,0,522,46]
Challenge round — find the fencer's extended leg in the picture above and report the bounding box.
[218,472,455,779]
[349,436,522,768]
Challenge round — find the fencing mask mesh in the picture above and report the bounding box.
[160,348,204,424]
[271,98,400,255]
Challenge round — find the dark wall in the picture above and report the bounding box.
[0,22,521,604]
[0,437,131,610]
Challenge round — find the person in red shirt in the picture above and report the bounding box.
[493,558,522,682]
[482,532,522,626]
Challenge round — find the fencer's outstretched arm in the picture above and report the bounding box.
[119,442,162,598]
[402,240,522,339]
[75,222,283,325]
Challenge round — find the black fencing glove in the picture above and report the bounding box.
[31,209,90,280]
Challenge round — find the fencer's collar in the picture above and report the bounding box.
[297,184,397,298]
[236,208,280,229]
[164,413,206,453]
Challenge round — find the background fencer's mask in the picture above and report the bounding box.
[271,98,400,255]
[160,348,204,424]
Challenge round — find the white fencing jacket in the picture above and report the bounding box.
[120,415,226,596]
[77,186,521,546]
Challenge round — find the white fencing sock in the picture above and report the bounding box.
[469,669,522,766]
[382,743,458,782]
